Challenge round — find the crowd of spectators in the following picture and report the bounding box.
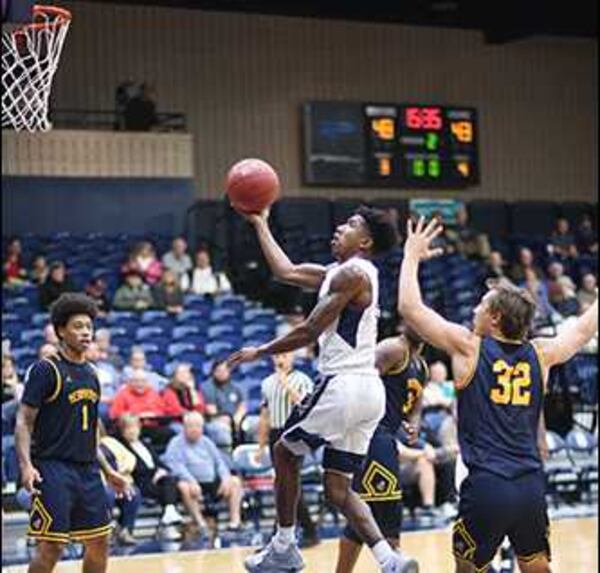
[2,209,597,544]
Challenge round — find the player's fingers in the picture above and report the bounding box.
[427,247,445,259]
[426,222,444,241]
[415,216,425,233]
[424,217,440,236]
[406,218,413,237]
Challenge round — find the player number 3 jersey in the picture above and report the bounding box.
[317,257,380,377]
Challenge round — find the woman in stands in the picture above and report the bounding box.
[116,414,184,538]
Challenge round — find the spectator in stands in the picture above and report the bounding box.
[444,204,491,260]
[85,342,121,423]
[276,307,315,360]
[109,368,173,447]
[162,363,206,420]
[122,346,166,391]
[85,277,111,316]
[577,273,598,309]
[95,328,125,369]
[549,217,578,259]
[510,247,545,283]
[38,261,76,310]
[117,414,184,534]
[189,247,232,297]
[202,358,247,440]
[483,251,510,282]
[522,268,559,330]
[29,255,49,285]
[548,280,580,319]
[421,361,455,444]
[114,79,136,131]
[124,82,159,132]
[113,270,155,311]
[546,261,577,293]
[398,440,438,519]
[3,238,28,286]
[37,343,58,360]
[43,323,59,347]
[2,354,22,404]
[122,241,163,285]
[153,269,185,315]
[576,213,598,255]
[162,237,193,290]
[99,432,142,545]
[163,411,243,542]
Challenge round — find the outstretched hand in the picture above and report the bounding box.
[242,207,270,226]
[404,216,444,261]
[227,346,262,368]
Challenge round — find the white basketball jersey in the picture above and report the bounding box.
[317,257,380,377]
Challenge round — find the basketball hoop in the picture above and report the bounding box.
[2,5,71,132]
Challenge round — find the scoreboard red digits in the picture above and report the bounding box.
[405,107,443,130]
[304,101,479,188]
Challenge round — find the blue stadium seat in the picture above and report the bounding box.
[565,428,598,498]
[176,310,205,324]
[20,329,44,346]
[242,324,275,339]
[544,431,579,506]
[205,340,235,357]
[208,324,240,339]
[172,325,204,340]
[168,342,196,358]
[135,326,165,340]
[30,312,50,327]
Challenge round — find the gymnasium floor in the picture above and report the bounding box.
[3,517,596,572]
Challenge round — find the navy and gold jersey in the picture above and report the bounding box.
[22,354,100,464]
[378,349,429,434]
[457,336,544,479]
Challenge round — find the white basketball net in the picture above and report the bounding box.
[2,5,71,132]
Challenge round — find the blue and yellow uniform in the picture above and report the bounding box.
[21,353,111,543]
[453,336,549,571]
[344,347,428,543]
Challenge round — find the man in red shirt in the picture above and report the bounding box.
[110,369,173,446]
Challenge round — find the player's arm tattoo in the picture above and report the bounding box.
[15,403,39,470]
[257,266,367,356]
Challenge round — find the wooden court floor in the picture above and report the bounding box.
[4,517,596,572]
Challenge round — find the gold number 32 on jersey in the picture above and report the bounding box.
[490,360,532,406]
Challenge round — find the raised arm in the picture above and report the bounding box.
[533,298,598,372]
[398,217,477,359]
[228,265,367,366]
[245,210,326,290]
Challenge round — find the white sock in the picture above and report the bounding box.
[371,540,395,567]
[273,525,295,552]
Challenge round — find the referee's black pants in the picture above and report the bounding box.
[269,429,318,540]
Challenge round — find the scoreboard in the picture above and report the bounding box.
[303,101,479,189]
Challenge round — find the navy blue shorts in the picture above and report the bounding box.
[344,428,403,544]
[28,459,111,543]
[453,470,550,570]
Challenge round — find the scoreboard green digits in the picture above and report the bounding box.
[303,101,479,188]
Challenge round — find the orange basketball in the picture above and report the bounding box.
[225,158,280,214]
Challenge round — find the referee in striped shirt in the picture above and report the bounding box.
[256,351,319,547]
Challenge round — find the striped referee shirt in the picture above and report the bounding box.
[261,370,314,429]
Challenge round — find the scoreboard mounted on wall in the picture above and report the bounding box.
[303,101,479,189]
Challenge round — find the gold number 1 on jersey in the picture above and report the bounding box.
[82,404,89,431]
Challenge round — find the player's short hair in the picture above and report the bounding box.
[486,278,536,340]
[355,206,398,255]
[50,293,98,336]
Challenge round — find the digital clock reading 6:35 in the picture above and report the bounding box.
[303,101,480,189]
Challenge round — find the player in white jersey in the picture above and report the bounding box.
[228,206,418,573]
